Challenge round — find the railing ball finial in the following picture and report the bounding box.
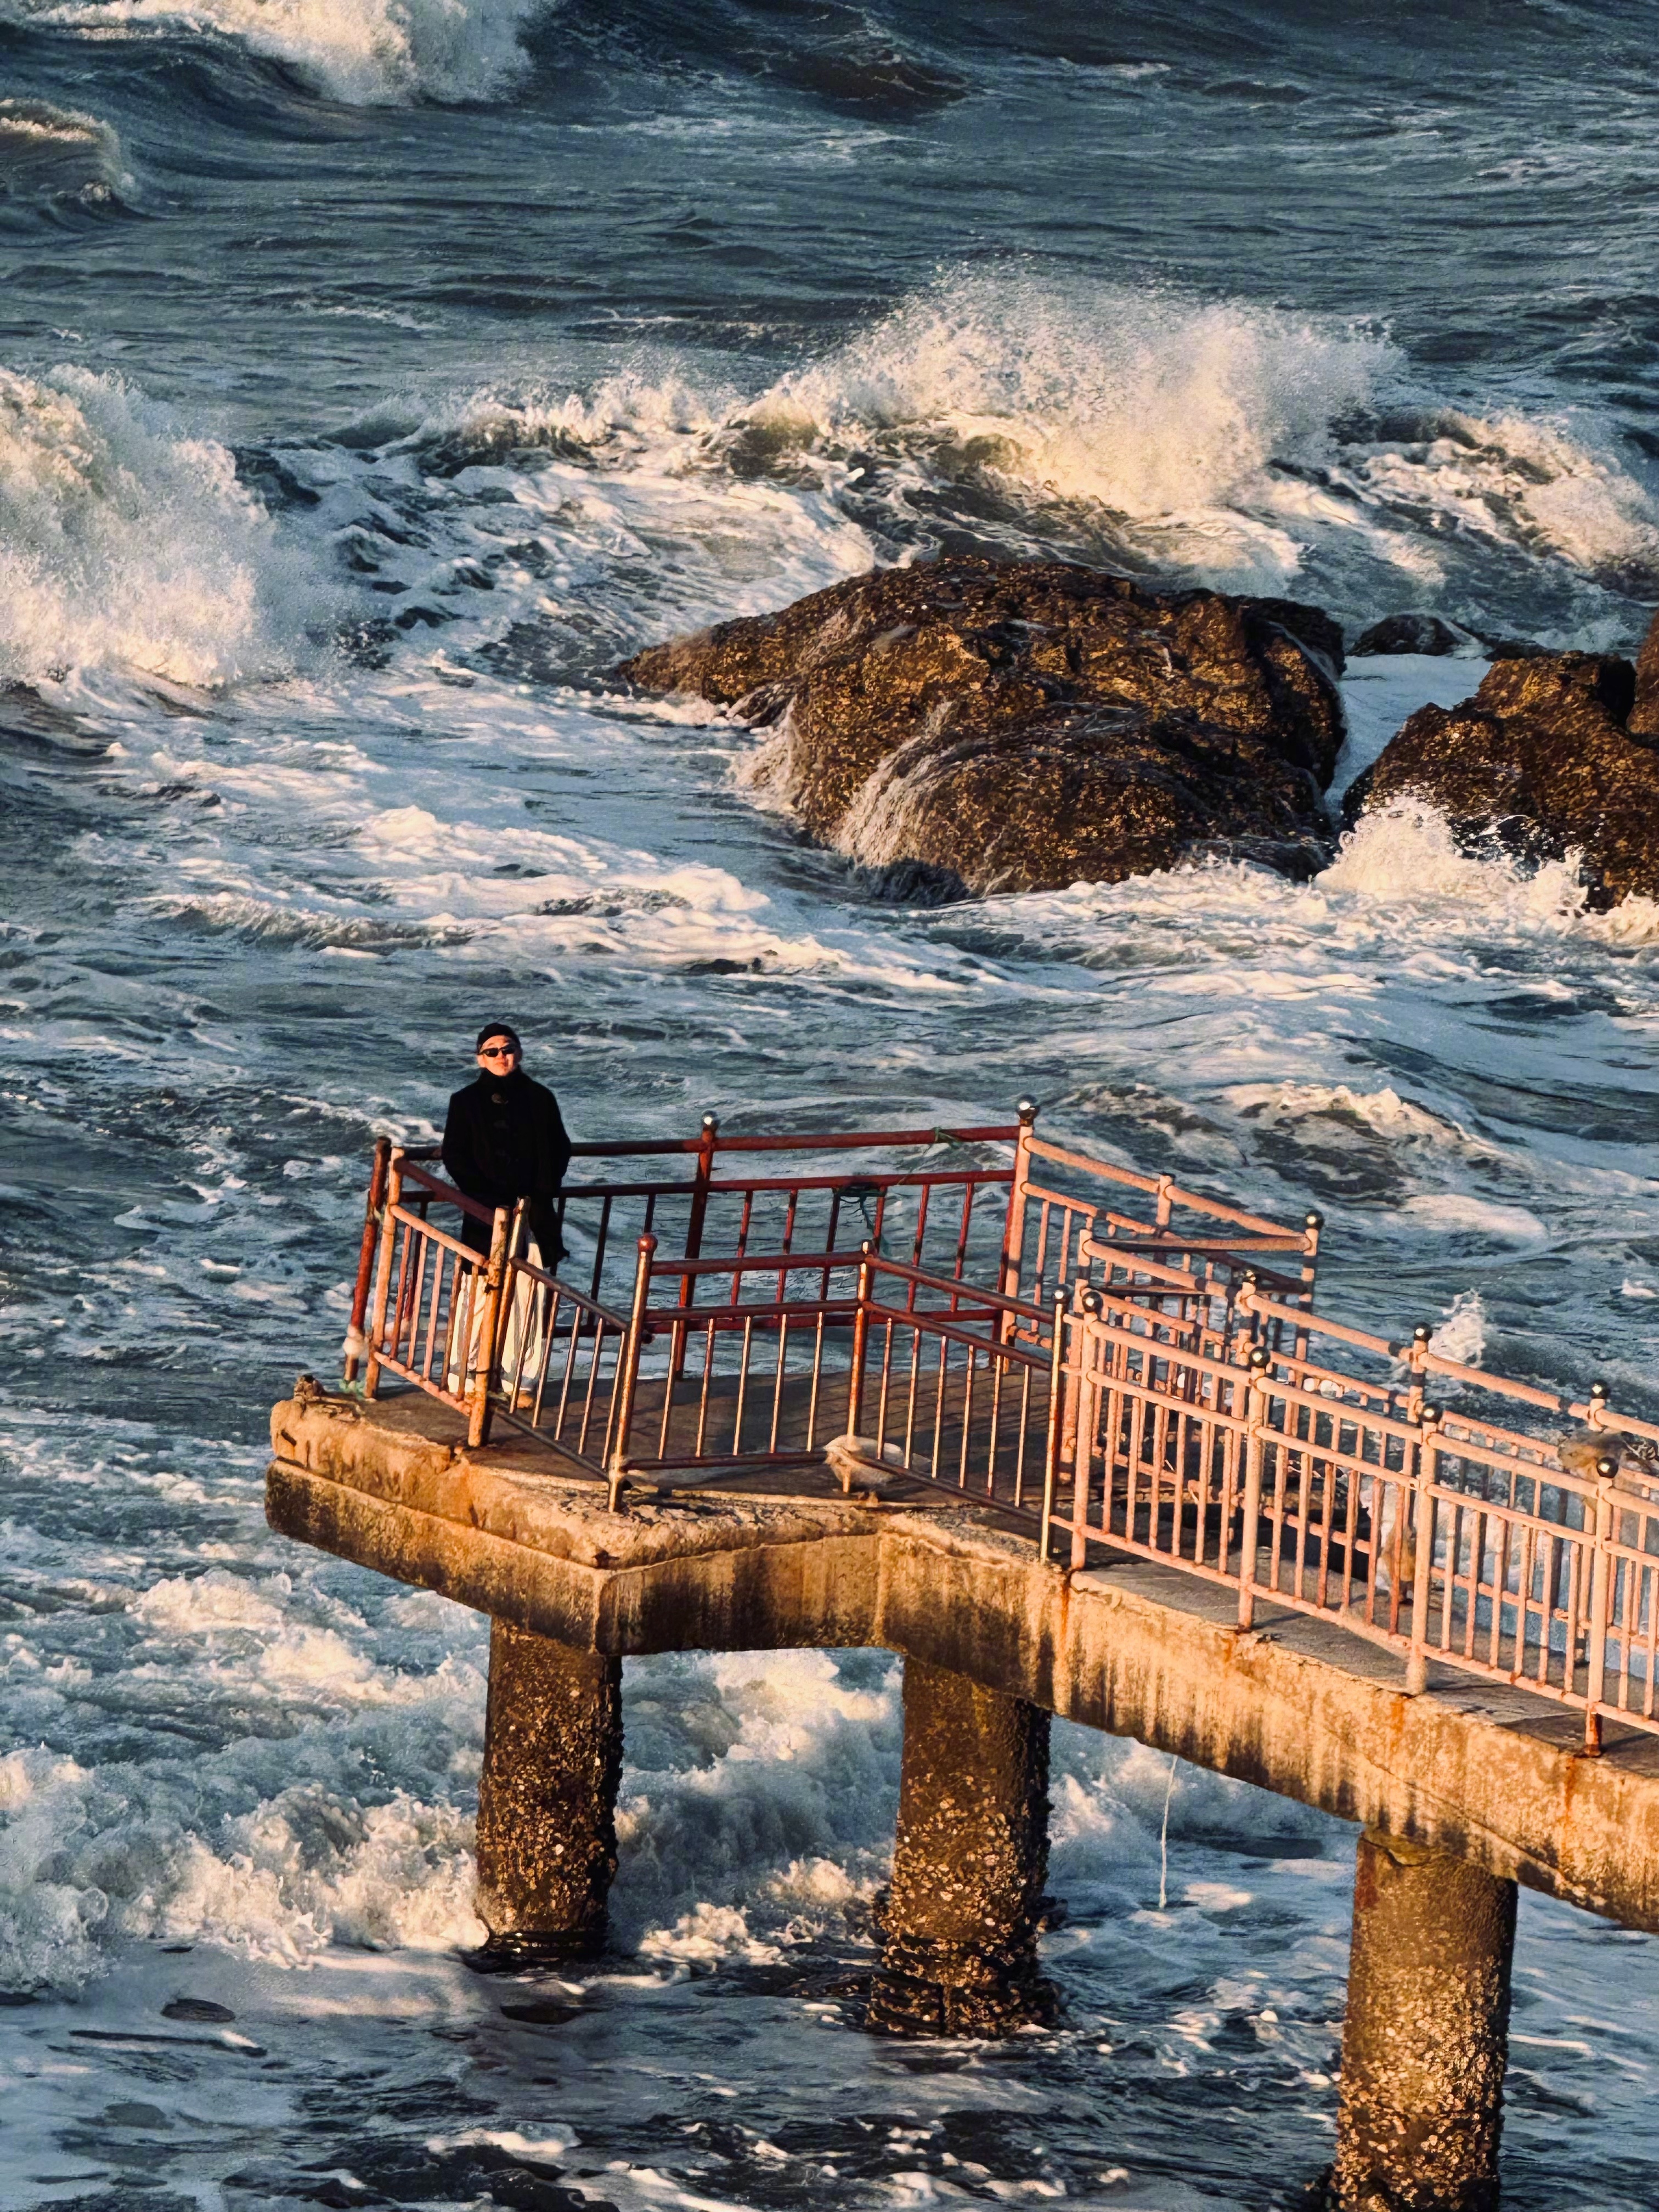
[702,1111,720,1135]
[1016,1097,1038,1124]
[1596,1454,1620,1481]
[1305,1209,1323,1229]
[1414,1323,1433,1344]
[1249,1345,1271,1371]
[1080,1286,1103,1317]
[1590,1379,1610,1402]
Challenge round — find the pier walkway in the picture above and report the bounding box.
[267,1110,1659,2212]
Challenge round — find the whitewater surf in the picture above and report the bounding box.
[2,2,1657,2205]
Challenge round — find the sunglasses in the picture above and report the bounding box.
[479,1043,519,1060]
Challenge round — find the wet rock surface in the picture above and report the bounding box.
[1630,604,1659,741]
[840,701,1335,899]
[619,555,1345,894]
[1346,642,1659,909]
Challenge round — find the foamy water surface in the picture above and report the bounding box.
[2,3,1659,2204]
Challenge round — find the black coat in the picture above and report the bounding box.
[441,1069,572,1259]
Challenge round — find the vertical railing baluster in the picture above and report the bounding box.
[1039,1291,1066,1563]
[1237,1348,1271,1630]
[1406,1412,1439,1693]
[848,1243,874,1442]
[344,1136,392,1383]
[1584,1455,1619,1752]
[606,1234,657,1513]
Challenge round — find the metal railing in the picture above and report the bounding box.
[337,1105,1659,1747]
[1042,1272,1659,1750]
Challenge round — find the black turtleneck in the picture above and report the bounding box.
[441,1067,572,1257]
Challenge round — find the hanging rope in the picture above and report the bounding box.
[1158,1750,1178,1912]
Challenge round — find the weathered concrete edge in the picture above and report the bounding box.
[874,1525,1659,1931]
[264,1460,882,1656]
[266,1453,1659,1934]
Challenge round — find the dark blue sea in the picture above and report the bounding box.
[2,4,1657,2205]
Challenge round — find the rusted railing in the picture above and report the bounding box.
[1041,1272,1659,1749]
[340,1104,1659,1745]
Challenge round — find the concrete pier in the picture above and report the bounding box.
[869,1657,1052,2035]
[266,1390,1659,1929]
[1333,1831,1516,2212]
[474,1618,623,1957]
[267,1386,1659,2192]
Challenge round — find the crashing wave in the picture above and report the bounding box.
[0,0,543,105]
[0,364,324,686]
[0,97,131,207]
[382,271,1659,636]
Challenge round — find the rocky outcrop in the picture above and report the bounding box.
[618,556,1345,896]
[1346,647,1659,909]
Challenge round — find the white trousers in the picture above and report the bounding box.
[447,1234,550,1399]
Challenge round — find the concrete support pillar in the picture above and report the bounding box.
[1333,1829,1516,2212]
[474,1619,623,1959]
[868,1656,1052,2036]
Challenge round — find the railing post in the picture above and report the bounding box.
[1059,1269,1088,1476]
[343,1136,391,1384]
[1296,1209,1321,1361]
[466,1205,511,1451]
[848,1240,874,1441]
[1039,1289,1066,1564]
[674,1111,719,1379]
[1237,1346,1271,1629]
[362,1147,405,1401]
[998,1098,1038,1340]
[1405,1408,1440,1694]
[1404,1323,1431,1423]
[607,1233,657,1512]
[1582,1453,1620,1754]
[1233,1267,1260,1365]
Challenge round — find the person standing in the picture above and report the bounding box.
[442,1023,572,1266]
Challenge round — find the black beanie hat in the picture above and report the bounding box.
[476,1023,522,1053]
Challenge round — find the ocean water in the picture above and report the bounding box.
[3,2,1659,2204]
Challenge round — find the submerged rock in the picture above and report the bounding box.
[1351,612,1477,658]
[619,556,1344,894]
[1346,645,1659,909]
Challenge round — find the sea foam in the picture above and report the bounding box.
[388,271,1659,640]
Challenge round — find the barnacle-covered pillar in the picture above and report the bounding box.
[1333,1829,1516,2212]
[868,1656,1053,2035]
[474,1619,623,1958]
